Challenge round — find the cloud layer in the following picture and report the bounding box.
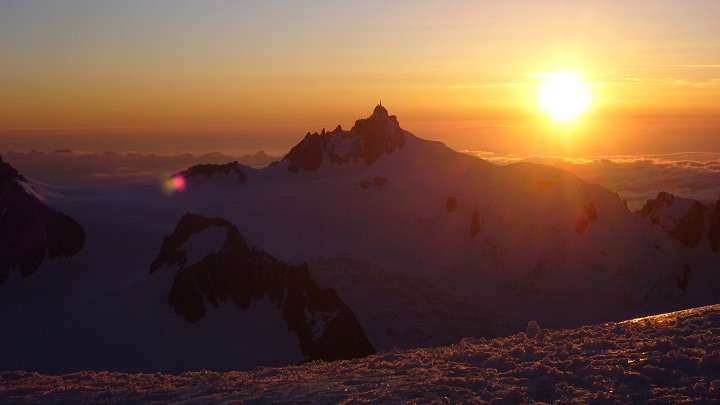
[0,150,280,187]
[3,146,718,211]
[465,151,720,210]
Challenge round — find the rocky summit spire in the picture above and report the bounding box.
[283,104,406,172]
[373,102,389,117]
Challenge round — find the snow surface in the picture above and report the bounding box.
[0,183,304,373]
[3,304,720,404]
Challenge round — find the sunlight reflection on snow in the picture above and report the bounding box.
[623,306,706,324]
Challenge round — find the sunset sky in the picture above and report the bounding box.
[1,1,719,156]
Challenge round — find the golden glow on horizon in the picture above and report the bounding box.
[1,2,719,158]
[538,73,592,124]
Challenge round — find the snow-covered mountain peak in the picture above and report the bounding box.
[179,161,247,182]
[0,156,85,283]
[282,104,407,172]
[637,191,709,247]
[0,155,28,191]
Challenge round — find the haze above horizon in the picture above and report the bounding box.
[1,1,719,157]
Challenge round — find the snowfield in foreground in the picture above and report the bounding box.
[3,305,720,404]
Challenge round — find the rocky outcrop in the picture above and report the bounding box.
[708,198,720,253]
[285,132,327,173]
[676,264,691,292]
[150,213,375,362]
[637,192,705,248]
[446,197,457,213]
[284,104,406,173]
[576,203,598,235]
[358,176,387,190]
[470,210,482,237]
[179,161,247,182]
[0,156,85,283]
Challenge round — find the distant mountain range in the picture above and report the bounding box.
[1,105,719,373]
[0,149,280,186]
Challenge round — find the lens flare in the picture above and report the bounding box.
[162,174,186,194]
[172,175,186,191]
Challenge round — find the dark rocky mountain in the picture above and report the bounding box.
[283,103,406,172]
[708,201,720,253]
[150,213,375,362]
[0,156,85,283]
[179,161,247,182]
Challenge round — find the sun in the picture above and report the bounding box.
[538,73,592,123]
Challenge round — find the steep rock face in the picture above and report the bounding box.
[179,161,247,182]
[283,104,406,172]
[150,213,375,362]
[708,198,720,253]
[637,192,706,248]
[0,156,85,283]
[575,203,599,235]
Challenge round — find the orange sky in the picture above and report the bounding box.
[1,1,719,156]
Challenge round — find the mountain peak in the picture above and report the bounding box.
[0,155,27,189]
[637,191,707,248]
[0,157,85,283]
[283,104,406,172]
[353,103,398,131]
[372,102,388,117]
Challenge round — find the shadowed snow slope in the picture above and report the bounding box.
[0,156,85,283]
[3,304,720,403]
[150,213,375,362]
[161,105,720,351]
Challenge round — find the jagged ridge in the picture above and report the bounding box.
[637,191,716,248]
[283,104,406,172]
[150,213,375,362]
[179,161,247,182]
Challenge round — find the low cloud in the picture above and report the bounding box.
[464,151,720,210]
[0,150,280,187]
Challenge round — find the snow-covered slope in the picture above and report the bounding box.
[638,191,720,249]
[4,304,720,403]
[157,105,720,351]
[2,105,720,374]
[0,194,370,373]
[150,213,374,362]
[0,156,85,283]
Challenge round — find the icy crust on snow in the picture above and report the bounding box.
[3,304,720,404]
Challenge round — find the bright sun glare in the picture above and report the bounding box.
[539,73,592,123]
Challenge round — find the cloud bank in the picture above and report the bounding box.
[464,151,720,210]
[0,150,280,187]
[3,146,718,211]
